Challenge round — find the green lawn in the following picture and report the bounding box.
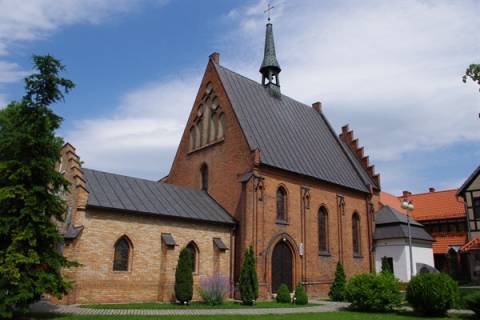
[26,311,464,320]
[81,301,319,309]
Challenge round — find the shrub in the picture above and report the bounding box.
[276,283,291,303]
[174,248,193,304]
[345,272,402,312]
[464,292,480,316]
[406,273,459,316]
[239,246,259,305]
[293,283,308,305]
[198,273,230,306]
[329,262,346,301]
[381,256,393,275]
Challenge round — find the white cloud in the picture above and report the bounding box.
[0,0,166,94]
[225,0,480,163]
[66,77,199,179]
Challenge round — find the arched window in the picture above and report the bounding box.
[217,113,225,139]
[318,206,329,253]
[186,242,199,273]
[113,236,132,271]
[352,213,361,256]
[276,186,287,222]
[200,164,208,192]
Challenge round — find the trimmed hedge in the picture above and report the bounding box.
[174,248,193,304]
[293,283,308,305]
[345,272,401,312]
[276,284,291,303]
[406,273,459,317]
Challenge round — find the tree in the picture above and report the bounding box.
[238,245,258,305]
[381,256,393,275]
[293,283,308,305]
[463,64,480,91]
[328,262,346,301]
[174,248,193,304]
[0,55,76,318]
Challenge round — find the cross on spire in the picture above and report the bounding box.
[264,2,274,22]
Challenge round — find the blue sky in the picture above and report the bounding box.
[1,0,479,195]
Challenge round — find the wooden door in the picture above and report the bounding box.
[271,241,293,292]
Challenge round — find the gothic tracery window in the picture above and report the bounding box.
[188,82,225,152]
[113,236,132,271]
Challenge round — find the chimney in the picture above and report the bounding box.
[402,190,411,198]
[429,187,436,193]
[209,52,220,64]
[312,101,322,112]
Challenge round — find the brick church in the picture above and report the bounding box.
[58,21,381,304]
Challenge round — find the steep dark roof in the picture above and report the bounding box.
[215,63,372,193]
[83,168,235,225]
[457,165,480,197]
[374,206,433,241]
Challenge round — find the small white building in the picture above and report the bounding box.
[374,206,435,281]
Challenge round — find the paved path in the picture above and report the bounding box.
[29,300,474,317]
[30,300,349,316]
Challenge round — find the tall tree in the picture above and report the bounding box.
[463,63,480,91]
[0,55,76,318]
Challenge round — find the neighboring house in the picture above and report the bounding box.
[58,21,381,304]
[374,205,434,281]
[380,189,469,280]
[457,165,480,282]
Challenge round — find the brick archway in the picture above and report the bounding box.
[265,233,299,294]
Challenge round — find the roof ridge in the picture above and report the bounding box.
[215,63,314,111]
[398,188,460,198]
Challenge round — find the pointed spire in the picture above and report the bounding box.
[260,22,281,92]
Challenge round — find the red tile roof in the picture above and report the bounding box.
[380,192,404,212]
[461,237,480,252]
[405,189,465,221]
[432,234,468,254]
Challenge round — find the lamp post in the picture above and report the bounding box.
[401,199,415,279]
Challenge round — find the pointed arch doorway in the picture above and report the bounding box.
[271,240,293,292]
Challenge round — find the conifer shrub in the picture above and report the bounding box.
[276,283,291,303]
[174,248,193,304]
[293,283,308,305]
[345,272,402,312]
[239,246,259,305]
[406,273,459,316]
[329,262,346,301]
[464,292,480,317]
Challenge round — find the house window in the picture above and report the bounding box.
[276,186,287,222]
[318,206,329,254]
[474,198,480,219]
[186,242,199,273]
[382,256,394,274]
[113,236,132,271]
[352,212,361,256]
[200,164,208,192]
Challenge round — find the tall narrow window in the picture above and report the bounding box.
[113,236,131,271]
[276,186,287,222]
[352,213,361,256]
[318,206,329,254]
[186,242,198,273]
[201,164,208,192]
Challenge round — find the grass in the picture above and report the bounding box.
[82,301,319,309]
[23,311,467,320]
[458,287,480,309]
